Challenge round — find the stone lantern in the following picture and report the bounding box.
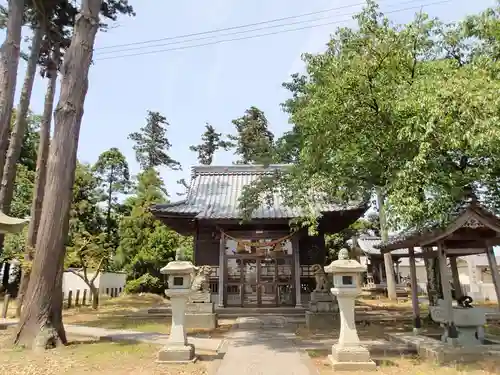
[157,260,197,363]
[324,249,376,371]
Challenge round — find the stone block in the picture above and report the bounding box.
[186,302,214,313]
[309,291,338,313]
[310,291,333,301]
[305,311,339,329]
[189,291,211,303]
[157,343,196,363]
[328,356,377,371]
[186,313,218,330]
[328,344,376,371]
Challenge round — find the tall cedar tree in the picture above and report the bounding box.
[0,0,25,180]
[189,123,232,165]
[17,45,60,316]
[229,106,275,164]
[14,0,135,349]
[128,111,181,170]
[93,147,130,247]
[0,25,43,283]
[0,0,78,181]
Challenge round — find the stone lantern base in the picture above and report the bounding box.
[328,344,376,371]
[157,343,196,363]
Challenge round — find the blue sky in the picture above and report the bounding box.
[8,0,497,197]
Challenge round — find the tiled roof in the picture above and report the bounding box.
[375,197,500,252]
[152,165,366,219]
[353,235,423,256]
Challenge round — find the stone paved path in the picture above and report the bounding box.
[0,318,222,351]
[215,316,316,375]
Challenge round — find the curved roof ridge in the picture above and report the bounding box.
[191,164,291,175]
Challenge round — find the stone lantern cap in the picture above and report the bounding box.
[324,249,366,274]
[160,261,196,275]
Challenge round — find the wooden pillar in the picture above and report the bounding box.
[395,261,401,284]
[486,245,500,310]
[408,247,421,334]
[449,256,463,300]
[437,242,457,339]
[379,263,384,283]
[218,232,225,308]
[292,234,302,308]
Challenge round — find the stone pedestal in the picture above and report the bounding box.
[329,345,375,371]
[157,261,197,363]
[306,291,339,329]
[328,294,375,371]
[324,249,376,371]
[186,291,217,330]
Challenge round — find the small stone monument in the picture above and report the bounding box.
[185,265,217,329]
[305,264,338,329]
[324,249,376,371]
[157,260,197,363]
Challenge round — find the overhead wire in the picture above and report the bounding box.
[94,0,427,57]
[94,0,453,61]
[95,0,395,51]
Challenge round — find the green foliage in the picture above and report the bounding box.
[190,123,232,165]
[65,230,109,273]
[239,1,500,233]
[128,111,181,170]
[229,106,275,164]
[124,273,163,294]
[325,215,380,263]
[70,162,103,237]
[116,168,190,294]
[10,164,35,219]
[93,147,130,247]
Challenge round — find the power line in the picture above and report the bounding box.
[94,0,424,57]
[94,0,452,62]
[95,0,389,51]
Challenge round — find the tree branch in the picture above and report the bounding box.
[90,256,106,284]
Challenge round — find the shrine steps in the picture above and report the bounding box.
[216,307,306,318]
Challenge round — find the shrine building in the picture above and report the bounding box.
[151,164,366,308]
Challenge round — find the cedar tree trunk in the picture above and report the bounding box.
[17,45,59,318]
[0,27,43,214]
[14,0,102,349]
[0,0,25,180]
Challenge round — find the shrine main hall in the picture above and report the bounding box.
[151,164,366,308]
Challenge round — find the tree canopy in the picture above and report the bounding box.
[239,1,500,233]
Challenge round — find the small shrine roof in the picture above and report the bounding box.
[0,211,29,234]
[375,198,500,253]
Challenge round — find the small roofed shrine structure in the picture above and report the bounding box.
[352,235,421,296]
[151,165,367,308]
[376,194,500,338]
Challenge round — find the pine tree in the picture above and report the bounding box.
[229,106,275,164]
[128,111,181,170]
[189,123,232,165]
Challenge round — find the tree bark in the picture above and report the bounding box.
[17,45,59,318]
[375,187,397,300]
[91,287,99,310]
[14,0,102,349]
[0,27,43,214]
[106,170,113,242]
[0,0,25,180]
